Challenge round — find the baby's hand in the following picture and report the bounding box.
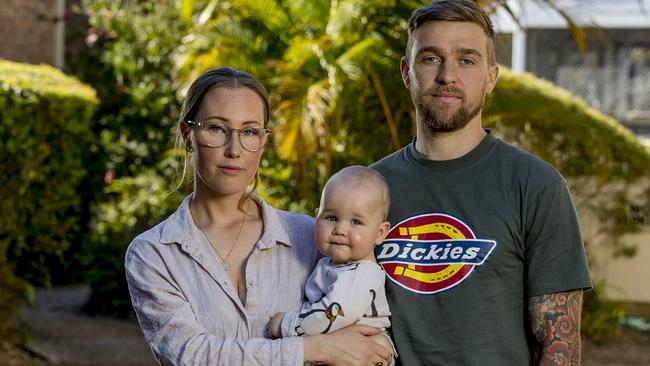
[268,312,285,339]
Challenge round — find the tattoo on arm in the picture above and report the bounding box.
[528,290,583,366]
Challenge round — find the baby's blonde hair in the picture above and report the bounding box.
[324,165,391,220]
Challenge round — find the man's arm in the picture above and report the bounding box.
[528,289,583,366]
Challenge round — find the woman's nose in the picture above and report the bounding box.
[224,135,241,157]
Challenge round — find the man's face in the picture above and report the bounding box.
[401,21,499,133]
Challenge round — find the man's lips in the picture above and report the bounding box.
[431,93,461,102]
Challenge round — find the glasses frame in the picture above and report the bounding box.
[186,120,271,152]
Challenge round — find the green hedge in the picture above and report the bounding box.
[485,68,650,181]
[0,59,98,340]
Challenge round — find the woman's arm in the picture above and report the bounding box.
[125,243,304,366]
[304,325,392,366]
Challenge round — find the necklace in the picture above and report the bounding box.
[214,212,247,271]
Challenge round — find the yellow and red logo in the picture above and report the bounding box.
[375,213,496,295]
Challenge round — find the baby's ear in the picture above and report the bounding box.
[314,207,319,217]
[375,221,391,245]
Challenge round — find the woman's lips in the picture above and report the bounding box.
[219,165,244,175]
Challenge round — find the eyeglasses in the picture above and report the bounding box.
[186,120,271,152]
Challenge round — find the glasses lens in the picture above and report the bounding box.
[240,128,267,152]
[201,122,228,147]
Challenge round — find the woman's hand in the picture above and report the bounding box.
[303,325,392,366]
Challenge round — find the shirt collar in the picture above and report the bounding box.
[159,194,293,250]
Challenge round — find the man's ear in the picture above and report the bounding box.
[375,221,391,245]
[400,57,411,89]
[486,63,500,94]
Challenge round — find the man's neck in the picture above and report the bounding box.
[414,119,487,161]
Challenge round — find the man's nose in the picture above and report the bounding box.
[435,61,457,85]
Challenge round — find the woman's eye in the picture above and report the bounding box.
[241,128,259,137]
[206,124,227,134]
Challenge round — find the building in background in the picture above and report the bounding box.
[0,0,66,68]
[492,0,650,145]
[492,0,650,308]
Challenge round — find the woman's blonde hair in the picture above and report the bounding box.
[175,67,270,211]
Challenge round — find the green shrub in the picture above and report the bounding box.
[0,59,98,286]
[82,154,187,317]
[0,263,33,343]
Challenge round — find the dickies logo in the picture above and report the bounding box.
[375,213,496,295]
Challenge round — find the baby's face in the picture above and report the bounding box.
[315,182,389,264]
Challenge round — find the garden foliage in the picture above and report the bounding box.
[0,59,98,340]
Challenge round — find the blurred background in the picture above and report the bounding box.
[1,0,649,365]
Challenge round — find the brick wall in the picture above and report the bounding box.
[0,0,56,65]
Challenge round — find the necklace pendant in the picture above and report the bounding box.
[222,262,231,271]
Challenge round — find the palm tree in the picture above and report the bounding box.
[178,0,409,199]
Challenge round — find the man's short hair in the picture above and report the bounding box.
[406,0,496,64]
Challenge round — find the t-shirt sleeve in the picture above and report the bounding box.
[524,178,592,297]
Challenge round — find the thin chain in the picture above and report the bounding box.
[213,211,247,271]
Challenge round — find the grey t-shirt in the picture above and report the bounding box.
[371,132,592,366]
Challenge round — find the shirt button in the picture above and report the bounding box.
[247,282,255,287]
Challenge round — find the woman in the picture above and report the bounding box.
[125,67,391,365]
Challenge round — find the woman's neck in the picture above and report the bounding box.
[190,188,248,227]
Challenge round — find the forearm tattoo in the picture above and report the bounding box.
[528,290,583,366]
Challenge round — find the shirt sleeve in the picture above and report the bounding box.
[280,262,384,337]
[125,241,303,366]
[524,179,592,297]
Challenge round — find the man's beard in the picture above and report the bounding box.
[414,85,484,133]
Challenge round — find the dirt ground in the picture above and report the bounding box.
[5,286,650,366]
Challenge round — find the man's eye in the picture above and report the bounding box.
[460,58,476,65]
[423,56,440,64]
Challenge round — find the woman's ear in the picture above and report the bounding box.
[180,121,192,150]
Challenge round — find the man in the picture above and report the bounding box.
[371,1,592,365]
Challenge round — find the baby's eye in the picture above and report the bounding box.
[325,215,337,222]
[351,219,362,225]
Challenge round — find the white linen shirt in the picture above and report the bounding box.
[125,195,320,366]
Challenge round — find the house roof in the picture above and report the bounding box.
[492,0,650,32]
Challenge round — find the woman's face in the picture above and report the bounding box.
[188,87,266,198]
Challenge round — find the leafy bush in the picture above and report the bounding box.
[0,263,33,343]
[83,154,188,317]
[0,58,98,339]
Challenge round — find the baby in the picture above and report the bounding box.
[268,165,395,361]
